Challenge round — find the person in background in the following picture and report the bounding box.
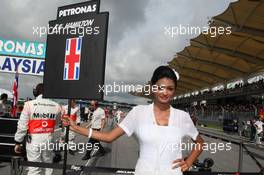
[87,105,95,121]
[61,99,80,154]
[14,83,62,175]
[191,113,197,126]
[80,105,85,122]
[84,104,90,122]
[82,100,106,160]
[120,111,126,121]
[115,108,123,123]
[0,93,8,117]
[254,111,264,144]
[250,118,257,142]
[104,106,110,124]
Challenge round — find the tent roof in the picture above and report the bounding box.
[168,0,264,95]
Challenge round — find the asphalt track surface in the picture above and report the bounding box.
[0,118,263,175]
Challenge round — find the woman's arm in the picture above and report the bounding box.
[172,135,204,171]
[65,117,125,143]
[185,135,204,166]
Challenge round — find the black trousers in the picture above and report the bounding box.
[86,129,105,155]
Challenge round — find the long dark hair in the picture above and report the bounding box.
[151,66,177,87]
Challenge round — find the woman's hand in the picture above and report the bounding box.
[61,115,77,130]
[172,159,191,172]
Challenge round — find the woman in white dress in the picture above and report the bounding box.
[64,66,204,175]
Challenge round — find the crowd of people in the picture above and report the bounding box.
[186,103,264,145]
[197,103,258,115]
[241,117,264,144]
[177,78,264,101]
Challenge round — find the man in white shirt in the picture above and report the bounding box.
[82,100,106,160]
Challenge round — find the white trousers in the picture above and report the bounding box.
[255,133,263,144]
[26,135,53,175]
[63,129,75,144]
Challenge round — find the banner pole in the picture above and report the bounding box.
[63,99,71,175]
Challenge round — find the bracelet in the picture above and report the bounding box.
[88,128,93,138]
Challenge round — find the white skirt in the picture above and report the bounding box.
[135,159,183,175]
